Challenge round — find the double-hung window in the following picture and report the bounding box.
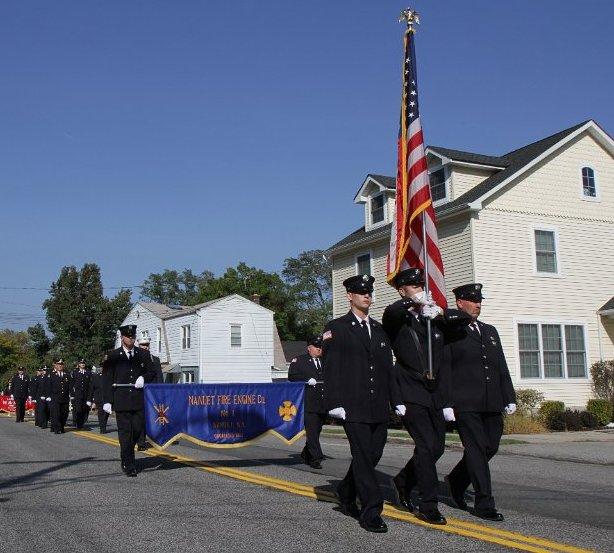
[181,325,191,349]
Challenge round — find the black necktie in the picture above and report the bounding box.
[315,359,321,371]
[360,320,369,339]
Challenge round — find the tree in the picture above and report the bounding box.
[140,269,214,305]
[27,323,51,366]
[0,330,38,390]
[282,249,332,338]
[43,264,132,367]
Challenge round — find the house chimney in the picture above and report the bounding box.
[250,293,261,305]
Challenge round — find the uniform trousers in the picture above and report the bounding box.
[50,402,69,432]
[448,411,503,512]
[395,402,446,510]
[96,409,109,433]
[302,412,327,461]
[36,400,49,428]
[116,410,144,469]
[14,398,27,422]
[72,400,89,428]
[338,421,387,524]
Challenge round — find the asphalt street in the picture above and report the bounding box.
[1,414,612,553]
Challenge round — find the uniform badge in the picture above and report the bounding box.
[291,357,297,363]
[323,330,333,340]
[380,341,386,348]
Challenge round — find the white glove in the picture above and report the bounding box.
[504,403,517,415]
[307,378,317,387]
[28,396,32,400]
[422,304,443,320]
[102,403,112,414]
[443,407,456,422]
[328,407,346,420]
[10,394,14,399]
[395,404,406,417]
[46,397,51,402]
[134,376,145,389]
[410,290,435,306]
[40,396,45,400]
[86,401,92,407]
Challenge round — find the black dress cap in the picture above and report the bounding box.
[452,283,484,302]
[392,268,425,288]
[119,324,137,338]
[343,274,375,294]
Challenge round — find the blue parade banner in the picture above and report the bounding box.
[144,383,305,449]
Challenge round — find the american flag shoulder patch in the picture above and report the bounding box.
[323,330,333,340]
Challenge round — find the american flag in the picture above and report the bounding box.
[386,26,447,308]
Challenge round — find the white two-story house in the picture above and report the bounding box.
[117,294,287,383]
[328,120,614,408]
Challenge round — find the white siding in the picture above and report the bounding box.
[450,165,497,200]
[438,214,474,304]
[164,312,200,373]
[199,295,273,383]
[115,304,163,355]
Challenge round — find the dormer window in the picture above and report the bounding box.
[370,194,385,225]
[429,168,446,202]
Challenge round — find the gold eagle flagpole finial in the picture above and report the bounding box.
[399,8,420,32]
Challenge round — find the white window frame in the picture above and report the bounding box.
[354,251,373,277]
[531,225,562,278]
[428,164,450,206]
[230,324,242,348]
[181,324,191,349]
[369,192,386,227]
[156,327,162,355]
[514,318,589,381]
[579,165,600,202]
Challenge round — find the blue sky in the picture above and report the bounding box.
[1,0,612,329]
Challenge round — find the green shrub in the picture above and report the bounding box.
[546,411,566,431]
[515,389,545,416]
[586,399,613,426]
[563,410,584,431]
[580,411,599,429]
[538,400,565,425]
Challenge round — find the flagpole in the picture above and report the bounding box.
[400,8,434,382]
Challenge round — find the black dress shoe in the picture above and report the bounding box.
[336,501,360,519]
[360,516,388,533]
[137,443,151,451]
[445,476,468,510]
[309,459,322,469]
[126,468,137,477]
[393,479,415,512]
[416,508,447,525]
[474,509,504,522]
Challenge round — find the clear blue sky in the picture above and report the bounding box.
[1,0,612,329]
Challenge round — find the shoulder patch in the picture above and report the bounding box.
[291,358,297,363]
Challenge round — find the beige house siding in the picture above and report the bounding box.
[450,166,497,200]
[484,132,613,221]
[438,214,474,304]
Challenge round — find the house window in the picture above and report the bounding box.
[534,230,558,274]
[581,167,596,198]
[181,325,191,349]
[230,324,242,347]
[518,324,540,378]
[518,323,587,379]
[370,194,385,225]
[565,325,587,377]
[183,371,195,383]
[356,253,371,276]
[429,168,446,202]
[156,327,162,354]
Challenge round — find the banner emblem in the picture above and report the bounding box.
[154,404,170,425]
[278,400,298,422]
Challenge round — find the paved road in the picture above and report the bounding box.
[1,414,612,553]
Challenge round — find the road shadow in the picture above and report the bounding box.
[0,457,96,490]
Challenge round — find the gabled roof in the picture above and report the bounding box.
[331,119,611,254]
[598,297,614,314]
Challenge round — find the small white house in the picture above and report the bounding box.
[117,295,285,383]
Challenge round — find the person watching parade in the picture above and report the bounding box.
[288,335,327,469]
[9,366,31,423]
[446,283,516,522]
[382,267,471,525]
[102,324,156,477]
[323,274,403,534]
